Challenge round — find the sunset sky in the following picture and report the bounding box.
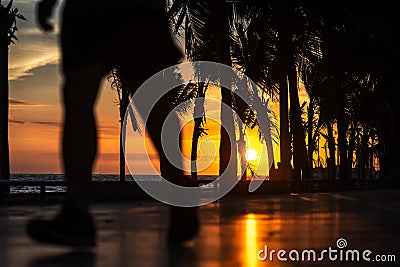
[7,0,311,175]
[8,0,124,174]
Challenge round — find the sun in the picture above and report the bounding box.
[246,148,258,161]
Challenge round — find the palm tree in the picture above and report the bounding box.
[167,0,396,183]
[172,80,209,182]
[0,0,25,185]
[190,82,207,182]
[168,0,238,179]
[107,66,132,182]
[299,62,318,175]
[242,0,293,179]
[169,0,281,180]
[208,0,238,178]
[242,0,311,180]
[229,3,280,178]
[307,0,381,180]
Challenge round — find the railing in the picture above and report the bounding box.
[1,178,397,201]
[0,180,66,195]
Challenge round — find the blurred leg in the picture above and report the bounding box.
[62,65,105,215]
[145,90,190,187]
[137,88,199,244]
[26,65,106,247]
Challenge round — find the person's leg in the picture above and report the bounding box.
[118,7,199,243]
[145,90,190,186]
[141,89,199,244]
[27,65,106,246]
[62,65,105,215]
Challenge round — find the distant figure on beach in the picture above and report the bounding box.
[27,0,198,246]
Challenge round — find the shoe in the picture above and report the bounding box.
[27,210,96,247]
[167,207,199,245]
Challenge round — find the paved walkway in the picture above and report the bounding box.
[1,189,399,266]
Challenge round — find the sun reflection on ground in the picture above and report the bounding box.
[245,213,258,267]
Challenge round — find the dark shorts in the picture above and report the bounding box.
[61,5,182,83]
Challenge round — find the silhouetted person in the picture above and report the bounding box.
[27,0,198,246]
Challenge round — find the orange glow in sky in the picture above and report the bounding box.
[7,0,311,175]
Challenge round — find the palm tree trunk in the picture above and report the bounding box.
[336,87,348,180]
[211,0,238,178]
[119,123,125,181]
[233,83,248,181]
[369,132,376,179]
[119,88,129,182]
[219,84,237,178]
[347,121,356,179]
[288,59,310,180]
[191,83,206,183]
[276,29,292,180]
[359,126,369,180]
[307,97,314,173]
[237,122,247,180]
[327,122,336,180]
[190,129,200,182]
[0,41,10,185]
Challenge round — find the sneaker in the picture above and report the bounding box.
[167,207,199,245]
[27,210,96,247]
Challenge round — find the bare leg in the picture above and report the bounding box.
[142,89,199,244]
[145,90,190,187]
[62,65,105,215]
[26,65,105,246]
[123,73,199,243]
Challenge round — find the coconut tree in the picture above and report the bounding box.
[0,0,25,184]
[169,0,281,180]
[238,0,313,180]
[298,55,325,176]
[306,0,385,180]
[233,0,318,180]
[168,0,238,178]
[220,0,314,180]
[189,82,207,182]
[172,80,209,182]
[207,0,238,178]
[229,3,280,178]
[107,66,132,182]
[168,0,395,182]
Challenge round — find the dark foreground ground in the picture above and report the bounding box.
[0,189,399,267]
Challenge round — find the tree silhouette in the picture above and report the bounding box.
[107,66,132,182]
[166,0,396,182]
[173,80,209,182]
[0,0,25,184]
[168,0,238,179]
[231,0,312,179]
[189,82,207,182]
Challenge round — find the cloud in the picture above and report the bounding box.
[9,117,118,134]
[9,99,50,107]
[8,118,61,127]
[8,119,26,125]
[9,38,60,80]
[8,0,62,80]
[10,99,32,106]
[30,121,61,127]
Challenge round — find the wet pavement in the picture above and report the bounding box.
[0,189,399,266]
